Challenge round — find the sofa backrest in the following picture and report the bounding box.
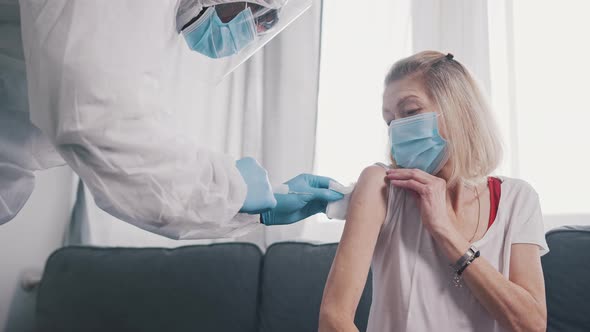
[36,244,263,332]
[258,242,372,332]
[36,242,373,332]
[542,226,590,332]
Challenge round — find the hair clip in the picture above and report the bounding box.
[446,53,454,60]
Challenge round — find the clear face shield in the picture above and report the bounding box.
[181,0,311,84]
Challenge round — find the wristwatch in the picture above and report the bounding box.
[451,245,480,276]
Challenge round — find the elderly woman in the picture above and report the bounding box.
[319,51,548,332]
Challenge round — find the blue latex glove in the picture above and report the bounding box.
[261,174,344,225]
[236,157,277,214]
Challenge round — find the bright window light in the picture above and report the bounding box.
[512,0,590,215]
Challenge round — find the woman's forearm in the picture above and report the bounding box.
[319,310,359,332]
[319,166,388,332]
[462,261,546,332]
[433,229,546,332]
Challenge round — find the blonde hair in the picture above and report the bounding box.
[385,51,503,187]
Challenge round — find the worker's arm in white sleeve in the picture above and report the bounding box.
[18,0,261,239]
[0,11,63,224]
[0,111,36,225]
[0,15,35,224]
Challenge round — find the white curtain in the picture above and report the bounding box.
[68,0,324,249]
[411,0,491,97]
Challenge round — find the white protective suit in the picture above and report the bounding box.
[0,0,288,239]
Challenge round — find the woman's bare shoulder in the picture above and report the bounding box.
[348,165,389,222]
[356,165,389,189]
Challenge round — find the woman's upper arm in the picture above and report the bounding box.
[321,165,389,320]
[509,244,547,309]
[509,186,547,309]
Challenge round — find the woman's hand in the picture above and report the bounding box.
[385,168,471,262]
[385,168,456,237]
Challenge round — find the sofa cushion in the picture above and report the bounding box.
[259,242,372,332]
[542,226,590,332]
[36,243,262,332]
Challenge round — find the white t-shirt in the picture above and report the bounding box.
[367,171,549,332]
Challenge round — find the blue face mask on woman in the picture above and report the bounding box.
[183,7,257,59]
[389,112,449,174]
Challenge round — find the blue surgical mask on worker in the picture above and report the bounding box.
[389,112,449,174]
[183,7,256,59]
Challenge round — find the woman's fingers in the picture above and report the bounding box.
[386,168,433,184]
[390,179,426,195]
[388,168,447,198]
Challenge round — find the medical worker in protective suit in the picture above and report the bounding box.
[0,0,344,239]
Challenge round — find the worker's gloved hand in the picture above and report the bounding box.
[261,174,344,225]
[236,157,277,214]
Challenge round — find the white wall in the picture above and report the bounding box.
[0,166,76,332]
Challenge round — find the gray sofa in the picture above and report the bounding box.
[35,226,589,331]
[542,226,590,332]
[36,242,372,332]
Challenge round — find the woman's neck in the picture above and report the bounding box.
[436,164,481,210]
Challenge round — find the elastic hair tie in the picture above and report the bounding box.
[446,53,454,60]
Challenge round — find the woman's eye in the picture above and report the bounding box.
[405,108,421,116]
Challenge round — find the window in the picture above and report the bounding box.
[304,0,412,241]
[314,1,413,183]
[511,0,590,216]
